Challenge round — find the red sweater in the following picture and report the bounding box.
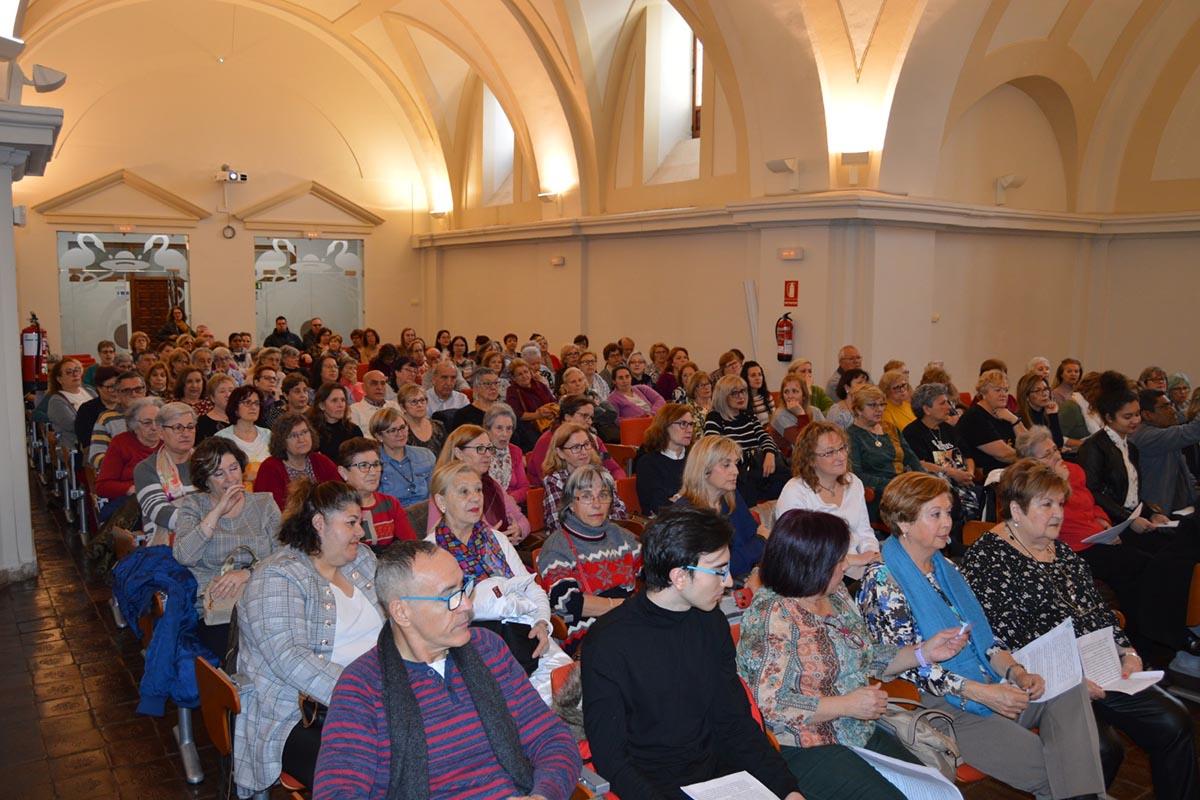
[253,453,341,509]
[361,492,417,551]
[96,432,159,499]
[1060,461,1111,552]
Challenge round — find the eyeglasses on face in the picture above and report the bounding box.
[99,382,118,391]
[728,388,748,398]
[685,564,730,580]
[815,444,848,459]
[240,398,260,406]
[382,425,408,436]
[561,442,593,455]
[349,460,382,471]
[397,576,476,611]
[406,397,428,405]
[287,429,312,440]
[670,419,694,428]
[575,490,613,505]
[161,423,197,434]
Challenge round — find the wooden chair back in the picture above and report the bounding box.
[619,417,652,446]
[194,657,240,757]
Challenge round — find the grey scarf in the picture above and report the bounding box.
[378,624,534,800]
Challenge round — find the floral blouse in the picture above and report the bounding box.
[737,587,896,749]
[857,562,1006,698]
[959,532,1130,651]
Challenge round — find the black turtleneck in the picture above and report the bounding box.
[581,591,797,799]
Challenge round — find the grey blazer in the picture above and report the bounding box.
[232,544,378,796]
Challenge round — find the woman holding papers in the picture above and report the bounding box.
[858,472,1108,799]
[736,508,969,798]
[961,459,1198,800]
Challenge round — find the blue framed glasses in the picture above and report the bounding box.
[397,576,476,611]
[685,564,730,580]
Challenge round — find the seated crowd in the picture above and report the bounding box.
[32,310,1200,799]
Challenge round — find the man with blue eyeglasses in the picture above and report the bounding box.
[314,540,581,799]
[582,505,805,800]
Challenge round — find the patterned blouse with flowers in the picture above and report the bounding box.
[959,532,1131,651]
[857,562,1007,699]
[736,586,896,749]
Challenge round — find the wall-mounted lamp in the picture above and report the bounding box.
[537,191,559,203]
[840,151,870,187]
[994,174,1026,206]
[765,157,800,193]
[429,210,449,219]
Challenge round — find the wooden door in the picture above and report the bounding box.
[129,276,185,341]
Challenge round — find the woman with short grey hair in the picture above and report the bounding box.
[95,397,163,520]
[133,401,197,543]
[484,402,530,505]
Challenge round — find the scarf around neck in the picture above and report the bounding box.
[434,519,514,581]
[378,624,533,800]
[880,536,1000,715]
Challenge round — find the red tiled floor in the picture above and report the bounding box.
[2,471,1189,798]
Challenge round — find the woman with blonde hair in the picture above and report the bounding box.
[195,373,235,443]
[541,422,627,534]
[703,374,785,505]
[957,369,1025,474]
[675,435,768,581]
[788,358,833,413]
[683,368,713,438]
[878,369,916,432]
[428,424,530,543]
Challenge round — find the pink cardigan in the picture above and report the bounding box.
[502,443,531,505]
[608,385,665,419]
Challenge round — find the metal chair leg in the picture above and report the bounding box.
[175,706,205,784]
[109,596,127,629]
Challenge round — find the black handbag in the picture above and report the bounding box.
[471,620,539,675]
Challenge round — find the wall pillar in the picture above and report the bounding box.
[0,105,64,585]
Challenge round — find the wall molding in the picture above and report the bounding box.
[234,180,385,234]
[412,190,1200,248]
[33,168,210,227]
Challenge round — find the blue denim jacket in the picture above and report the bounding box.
[378,444,435,506]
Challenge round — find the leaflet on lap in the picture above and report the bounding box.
[848,747,963,800]
[1012,618,1082,702]
[682,771,780,799]
[1076,626,1164,695]
[1081,503,1141,545]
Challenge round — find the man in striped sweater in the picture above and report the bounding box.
[313,541,580,800]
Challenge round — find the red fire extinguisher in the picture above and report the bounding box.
[22,313,49,393]
[775,312,794,363]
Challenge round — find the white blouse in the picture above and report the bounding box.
[776,474,878,577]
[330,583,383,667]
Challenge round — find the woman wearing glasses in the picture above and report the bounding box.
[634,403,694,515]
[675,435,768,581]
[536,465,641,655]
[235,479,380,797]
[848,385,923,522]
[133,402,198,542]
[878,369,916,433]
[175,437,281,659]
[858,472,1107,799]
[371,406,435,507]
[213,385,271,484]
[736,509,967,797]
[541,423,629,534]
[684,368,714,438]
[426,462,571,703]
[483,403,530,506]
[1016,371,1064,449]
[703,375,786,505]
[45,358,95,449]
[335,437,417,551]
[777,422,881,580]
[253,413,340,509]
[397,381,446,456]
[428,425,530,544]
[96,397,162,522]
[961,460,1197,799]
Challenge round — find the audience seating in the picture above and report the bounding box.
[614,477,642,516]
[961,520,990,548]
[527,487,546,534]
[881,678,984,785]
[618,417,651,446]
[606,444,637,475]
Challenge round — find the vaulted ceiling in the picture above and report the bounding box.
[16,0,1200,217]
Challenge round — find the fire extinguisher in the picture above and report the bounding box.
[22,312,49,393]
[775,312,794,363]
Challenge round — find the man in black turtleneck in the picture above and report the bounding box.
[582,505,803,800]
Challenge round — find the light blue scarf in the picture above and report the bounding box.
[881,536,1000,715]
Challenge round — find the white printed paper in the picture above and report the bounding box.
[1011,618,1082,702]
[1076,626,1164,695]
[683,771,780,800]
[849,747,963,800]
[1081,503,1142,545]
[1174,506,1194,516]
